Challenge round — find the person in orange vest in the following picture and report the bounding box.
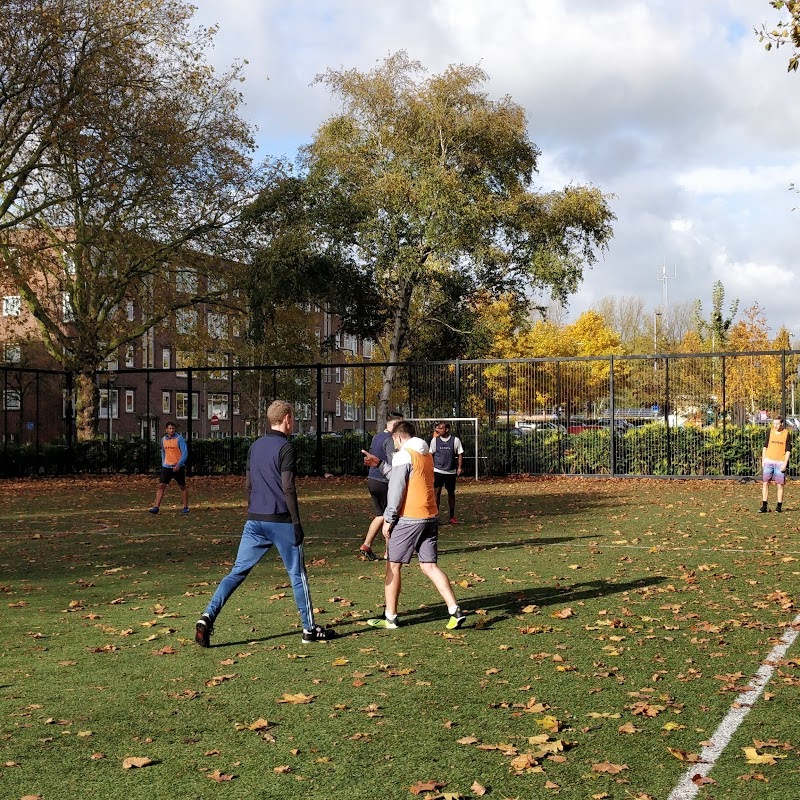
[760,416,792,513]
[361,420,466,630]
[149,421,189,514]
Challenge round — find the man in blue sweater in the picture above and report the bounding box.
[359,411,404,560]
[195,400,336,646]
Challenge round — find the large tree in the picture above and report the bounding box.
[247,52,615,420]
[0,0,264,436]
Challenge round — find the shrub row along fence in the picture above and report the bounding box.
[1,349,798,478]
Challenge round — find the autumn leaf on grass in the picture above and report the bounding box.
[409,779,446,794]
[630,702,665,717]
[592,761,629,774]
[205,673,237,687]
[247,718,273,731]
[618,722,639,734]
[743,747,786,765]
[509,753,544,774]
[668,748,701,762]
[153,645,177,656]
[457,736,480,745]
[535,715,561,732]
[551,607,574,619]
[524,697,548,713]
[331,657,350,666]
[692,774,716,787]
[122,756,153,769]
[276,693,315,704]
[208,769,235,782]
[274,765,292,774]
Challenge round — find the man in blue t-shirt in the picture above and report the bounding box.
[359,411,404,560]
[195,400,336,646]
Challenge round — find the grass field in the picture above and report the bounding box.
[1,474,799,800]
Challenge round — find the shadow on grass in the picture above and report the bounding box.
[394,575,668,629]
[438,534,594,556]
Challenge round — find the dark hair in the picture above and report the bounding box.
[392,420,416,439]
[437,421,451,430]
[387,410,404,421]
[165,421,177,429]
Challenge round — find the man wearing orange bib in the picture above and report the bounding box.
[149,421,189,514]
[362,421,466,631]
[760,417,792,513]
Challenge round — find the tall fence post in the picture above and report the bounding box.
[65,371,74,453]
[609,355,616,476]
[665,356,672,475]
[315,364,323,476]
[455,358,461,418]
[781,350,787,420]
[186,368,193,475]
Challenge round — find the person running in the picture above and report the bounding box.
[359,411,404,561]
[195,400,336,646]
[362,420,466,631]
[760,416,792,513]
[149,421,189,514]
[429,421,464,524]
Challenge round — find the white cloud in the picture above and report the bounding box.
[190,0,800,340]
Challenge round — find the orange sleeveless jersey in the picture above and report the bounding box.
[764,427,791,462]
[162,436,183,467]
[398,447,438,519]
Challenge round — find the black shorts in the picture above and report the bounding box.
[434,472,457,492]
[159,466,186,487]
[367,478,389,515]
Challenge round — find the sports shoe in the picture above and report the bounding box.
[449,517,460,525]
[148,506,159,514]
[758,505,768,513]
[182,507,190,514]
[446,607,467,630]
[776,504,783,513]
[367,617,399,630]
[195,614,213,647]
[359,544,380,561]
[302,625,337,643]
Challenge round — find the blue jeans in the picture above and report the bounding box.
[203,519,315,631]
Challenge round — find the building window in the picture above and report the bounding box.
[162,390,171,414]
[63,390,77,419]
[335,399,341,417]
[208,393,229,420]
[126,301,135,321]
[2,296,21,317]
[207,312,227,339]
[3,389,21,410]
[125,345,135,368]
[344,403,356,421]
[98,389,119,419]
[61,292,74,323]
[343,333,357,354]
[3,343,21,363]
[363,339,373,359]
[232,393,240,416]
[162,348,171,370]
[176,350,191,378]
[176,308,197,334]
[295,402,312,421]
[335,367,341,384]
[366,404,376,421]
[125,389,135,414]
[106,351,119,371]
[176,391,199,419]
[176,269,197,293]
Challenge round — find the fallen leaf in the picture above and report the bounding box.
[276,693,315,704]
[471,781,487,796]
[208,769,235,782]
[592,761,629,774]
[409,780,446,794]
[122,756,153,769]
[551,607,574,619]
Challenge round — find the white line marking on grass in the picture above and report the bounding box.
[667,612,800,800]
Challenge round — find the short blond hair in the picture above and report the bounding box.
[267,400,293,426]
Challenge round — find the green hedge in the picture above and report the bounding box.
[0,425,779,479]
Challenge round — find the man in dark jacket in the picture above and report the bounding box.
[195,400,336,646]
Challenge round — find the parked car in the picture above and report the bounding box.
[514,421,566,434]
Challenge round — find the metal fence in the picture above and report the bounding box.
[1,349,798,478]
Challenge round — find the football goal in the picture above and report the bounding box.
[404,417,480,480]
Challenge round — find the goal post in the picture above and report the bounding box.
[404,417,480,481]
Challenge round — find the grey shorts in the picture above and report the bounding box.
[386,517,439,564]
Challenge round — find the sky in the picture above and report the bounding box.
[190,0,800,341]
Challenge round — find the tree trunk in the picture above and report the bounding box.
[377,282,413,421]
[75,372,99,441]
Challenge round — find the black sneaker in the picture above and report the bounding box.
[777,504,783,513]
[302,625,337,643]
[195,614,213,647]
[759,505,768,513]
[359,545,380,562]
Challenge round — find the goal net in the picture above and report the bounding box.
[404,417,480,481]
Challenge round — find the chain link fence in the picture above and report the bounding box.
[1,349,797,478]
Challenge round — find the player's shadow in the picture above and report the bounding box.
[438,534,594,556]
[395,575,667,629]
